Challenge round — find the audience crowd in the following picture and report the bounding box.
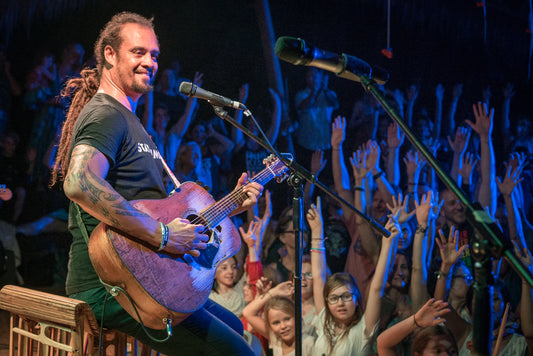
[1,42,533,356]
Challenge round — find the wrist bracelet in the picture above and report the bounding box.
[310,247,325,253]
[416,224,428,234]
[436,270,449,279]
[354,186,365,192]
[413,314,422,328]
[157,222,169,251]
[373,171,384,180]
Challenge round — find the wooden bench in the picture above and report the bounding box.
[0,285,135,356]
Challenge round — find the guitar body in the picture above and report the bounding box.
[88,182,240,329]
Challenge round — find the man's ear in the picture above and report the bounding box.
[103,45,115,70]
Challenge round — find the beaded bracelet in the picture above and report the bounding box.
[157,222,169,251]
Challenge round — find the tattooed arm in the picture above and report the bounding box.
[64,145,262,256]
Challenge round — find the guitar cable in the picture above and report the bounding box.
[98,285,173,356]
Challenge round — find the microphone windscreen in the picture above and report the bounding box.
[179,81,194,96]
[274,37,311,65]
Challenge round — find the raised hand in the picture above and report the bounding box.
[436,226,468,268]
[403,150,426,182]
[452,83,463,100]
[406,84,419,103]
[468,102,494,138]
[387,122,405,149]
[383,211,401,243]
[386,193,415,224]
[256,276,273,297]
[193,71,204,86]
[508,152,528,172]
[349,148,370,181]
[239,216,261,249]
[269,280,294,298]
[414,190,435,227]
[306,196,324,237]
[331,115,346,149]
[310,150,327,176]
[497,160,523,197]
[413,299,451,327]
[447,126,471,155]
[365,140,381,172]
[459,152,479,183]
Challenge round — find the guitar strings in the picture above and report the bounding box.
[192,167,277,229]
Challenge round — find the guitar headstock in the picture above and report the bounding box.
[263,154,291,183]
[0,185,13,201]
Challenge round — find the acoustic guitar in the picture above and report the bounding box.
[88,155,289,329]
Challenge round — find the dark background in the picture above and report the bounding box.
[3,0,533,124]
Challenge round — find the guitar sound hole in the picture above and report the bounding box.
[185,214,222,268]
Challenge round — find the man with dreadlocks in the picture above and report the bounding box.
[51,12,261,355]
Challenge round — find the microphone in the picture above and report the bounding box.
[179,82,243,109]
[274,36,389,85]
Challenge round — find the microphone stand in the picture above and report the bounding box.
[211,104,390,356]
[357,75,533,356]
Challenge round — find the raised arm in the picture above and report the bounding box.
[410,191,436,311]
[433,84,444,140]
[364,214,400,337]
[231,83,249,151]
[405,84,419,127]
[385,122,405,187]
[376,298,450,356]
[458,152,479,199]
[168,72,203,138]
[501,83,514,149]
[331,116,354,219]
[447,126,471,185]
[403,150,426,209]
[265,88,282,145]
[241,280,294,338]
[367,140,396,207]
[447,83,463,137]
[467,102,496,215]
[350,146,380,263]
[306,197,328,312]
[304,150,326,204]
[433,227,468,302]
[497,153,526,245]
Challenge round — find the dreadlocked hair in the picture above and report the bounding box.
[50,12,155,187]
[50,68,99,186]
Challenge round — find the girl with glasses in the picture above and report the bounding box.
[309,194,401,355]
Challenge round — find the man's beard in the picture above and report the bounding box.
[132,77,154,94]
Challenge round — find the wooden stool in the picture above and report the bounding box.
[0,285,131,356]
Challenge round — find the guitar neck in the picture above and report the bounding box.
[199,167,278,228]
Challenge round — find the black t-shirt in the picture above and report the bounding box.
[66,93,167,295]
